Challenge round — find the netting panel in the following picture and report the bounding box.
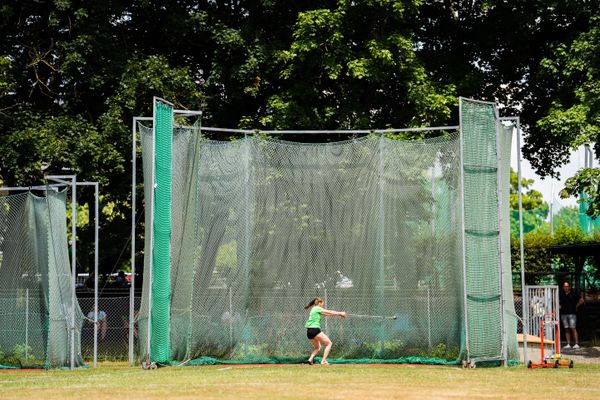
[498,124,519,361]
[140,130,467,362]
[460,99,504,360]
[46,191,85,368]
[0,193,46,367]
[0,191,83,368]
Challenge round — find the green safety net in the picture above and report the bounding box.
[0,191,84,369]
[186,355,459,366]
[460,99,518,362]
[579,192,600,234]
[138,98,518,365]
[498,122,520,362]
[137,99,174,364]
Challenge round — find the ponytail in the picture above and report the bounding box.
[304,297,322,310]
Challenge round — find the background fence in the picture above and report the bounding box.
[77,294,141,361]
[73,293,598,362]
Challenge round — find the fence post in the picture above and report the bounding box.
[25,288,29,363]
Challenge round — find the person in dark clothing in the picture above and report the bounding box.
[559,281,584,349]
[115,271,130,288]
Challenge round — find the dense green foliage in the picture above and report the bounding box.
[561,168,600,217]
[508,168,548,236]
[508,171,599,287]
[2,1,600,273]
[511,226,600,287]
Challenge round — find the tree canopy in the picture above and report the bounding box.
[509,168,548,237]
[2,0,600,273]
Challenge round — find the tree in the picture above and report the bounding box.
[553,206,580,230]
[2,0,599,274]
[509,168,549,236]
[560,168,600,218]
[524,9,600,214]
[415,1,600,212]
[0,2,203,274]
[511,230,554,282]
[526,13,600,177]
[256,1,455,133]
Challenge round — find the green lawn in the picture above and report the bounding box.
[1,362,599,399]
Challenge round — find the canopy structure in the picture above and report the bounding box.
[548,243,600,291]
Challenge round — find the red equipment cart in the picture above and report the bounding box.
[527,312,573,369]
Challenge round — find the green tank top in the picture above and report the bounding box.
[305,306,323,328]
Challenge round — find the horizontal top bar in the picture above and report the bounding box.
[0,182,98,191]
[153,96,175,107]
[0,185,61,191]
[45,175,76,180]
[459,96,496,106]
[174,110,203,116]
[199,125,460,135]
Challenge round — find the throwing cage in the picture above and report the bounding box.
[132,97,520,367]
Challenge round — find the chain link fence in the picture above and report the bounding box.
[73,293,527,363]
[77,294,141,362]
[514,294,524,334]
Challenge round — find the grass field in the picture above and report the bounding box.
[1,362,600,399]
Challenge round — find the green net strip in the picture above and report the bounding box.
[186,355,460,366]
[151,100,173,363]
[460,99,503,361]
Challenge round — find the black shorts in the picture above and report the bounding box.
[307,328,321,339]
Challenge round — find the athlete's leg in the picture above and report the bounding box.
[316,332,332,364]
[308,338,321,363]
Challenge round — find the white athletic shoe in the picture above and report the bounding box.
[563,344,571,349]
[573,344,580,349]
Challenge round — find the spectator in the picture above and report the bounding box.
[87,309,108,341]
[559,281,584,349]
[115,271,130,288]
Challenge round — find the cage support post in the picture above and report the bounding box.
[25,288,29,363]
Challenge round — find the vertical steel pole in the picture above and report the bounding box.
[427,286,432,353]
[130,118,137,366]
[146,106,157,363]
[93,183,99,368]
[431,161,437,354]
[243,133,251,347]
[70,177,77,369]
[458,98,471,363]
[130,116,152,365]
[378,133,386,353]
[554,288,560,350]
[229,287,233,346]
[516,119,528,366]
[70,176,77,370]
[495,115,507,366]
[25,288,29,363]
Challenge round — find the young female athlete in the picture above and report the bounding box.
[304,297,346,365]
